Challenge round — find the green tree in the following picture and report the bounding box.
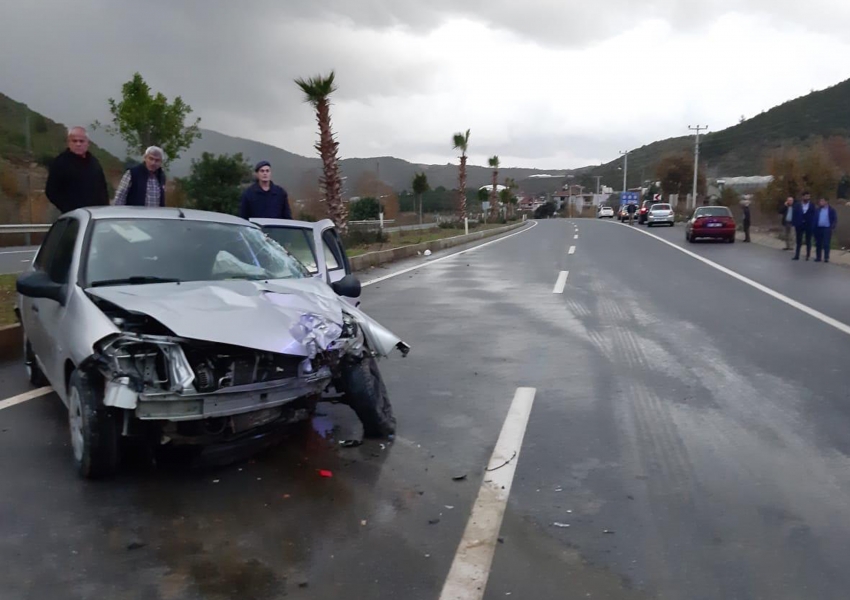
[94,72,201,165]
[412,172,429,223]
[295,71,347,234]
[181,152,251,214]
[655,152,705,200]
[349,196,381,221]
[452,129,470,219]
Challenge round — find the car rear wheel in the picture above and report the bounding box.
[68,369,120,479]
[728,236,735,244]
[24,336,48,387]
[339,356,396,438]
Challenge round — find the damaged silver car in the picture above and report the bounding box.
[16,207,409,479]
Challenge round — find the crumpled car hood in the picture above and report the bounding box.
[86,278,405,357]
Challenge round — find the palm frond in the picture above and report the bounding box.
[488,155,499,168]
[452,128,470,152]
[295,71,338,104]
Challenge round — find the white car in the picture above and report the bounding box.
[646,203,675,227]
[597,206,615,219]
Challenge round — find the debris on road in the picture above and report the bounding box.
[486,451,517,473]
[298,581,309,589]
[428,518,441,525]
[603,529,616,534]
[552,523,571,528]
[498,537,505,544]
[424,250,432,257]
[361,520,367,526]
[339,440,363,448]
[452,474,467,482]
[319,469,333,478]
[212,479,220,484]
[445,505,454,510]
[126,542,146,551]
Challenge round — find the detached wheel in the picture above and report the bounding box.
[23,336,48,387]
[68,369,120,479]
[340,356,396,438]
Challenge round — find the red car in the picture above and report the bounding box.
[685,206,736,243]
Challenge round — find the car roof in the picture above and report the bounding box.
[78,206,255,227]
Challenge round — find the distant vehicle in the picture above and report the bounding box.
[685,206,736,243]
[638,200,655,225]
[646,203,674,227]
[618,206,631,222]
[597,206,615,219]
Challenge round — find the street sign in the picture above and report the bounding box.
[620,192,640,205]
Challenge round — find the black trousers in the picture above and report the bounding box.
[795,227,813,258]
[815,227,833,261]
[743,218,751,241]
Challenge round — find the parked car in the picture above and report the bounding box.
[646,203,675,227]
[685,206,736,243]
[638,200,655,225]
[597,206,615,219]
[16,207,410,479]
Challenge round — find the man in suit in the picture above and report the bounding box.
[792,191,817,261]
[813,198,838,263]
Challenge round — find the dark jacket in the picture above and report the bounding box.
[239,182,291,220]
[814,205,838,229]
[792,201,818,231]
[742,205,751,222]
[45,149,109,214]
[124,164,166,207]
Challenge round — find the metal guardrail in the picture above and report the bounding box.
[0,224,50,246]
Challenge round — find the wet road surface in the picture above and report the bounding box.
[1,219,850,599]
[0,246,37,274]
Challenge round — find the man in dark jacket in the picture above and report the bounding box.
[813,197,838,263]
[239,161,292,220]
[113,146,166,207]
[792,191,817,261]
[742,200,752,242]
[45,126,109,214]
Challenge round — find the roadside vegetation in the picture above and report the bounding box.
[0,274,17,327]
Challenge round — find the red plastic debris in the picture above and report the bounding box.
[319,470,333,478]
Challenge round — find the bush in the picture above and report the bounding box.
[343,229,388,247]
[349,196,381,221]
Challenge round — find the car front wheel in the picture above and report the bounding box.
[339,356,396,438]
[68,369,120,479]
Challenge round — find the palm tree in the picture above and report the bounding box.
[412,172,429,224]
[488,155,500,220]
[295,71,347,234]
[452,129,471,220]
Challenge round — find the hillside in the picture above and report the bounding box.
[92,127,570,195]
[0,92,123,176]
[579,77,850,191]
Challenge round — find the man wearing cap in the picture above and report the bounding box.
[113,146,167,207]
[239,161,292,220]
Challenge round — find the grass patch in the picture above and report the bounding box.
[346,223,509,257]
[0,274,18,327]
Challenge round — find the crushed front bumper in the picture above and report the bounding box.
[135,370,331,421]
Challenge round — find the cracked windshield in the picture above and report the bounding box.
[1,1,850,599]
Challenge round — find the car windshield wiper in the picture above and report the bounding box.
[90,276,181,288]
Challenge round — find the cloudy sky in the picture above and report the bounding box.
[1,0,849,169]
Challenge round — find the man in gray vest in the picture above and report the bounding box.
[113,146,166,207]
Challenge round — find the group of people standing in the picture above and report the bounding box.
[778,192,839,263]
[45,127,291,219]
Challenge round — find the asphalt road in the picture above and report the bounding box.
[0,246,38,274]
[1,219,850,599]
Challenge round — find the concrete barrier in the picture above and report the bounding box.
[350,222,527,272]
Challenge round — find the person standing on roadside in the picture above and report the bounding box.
[813,197,838,263]
[779,197,794,250]
[626,201,637,225]
[792,191,817,261]
[742,200,752,242]
[45,126,109,214]
[113,146,167,207]
[239,161,292,220]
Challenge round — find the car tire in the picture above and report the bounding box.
[728,236,735,244]
[68,369,121,479]
[24,336,48,388]
[339,356,396,438]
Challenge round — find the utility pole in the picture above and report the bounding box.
[619,150,629,193]
[594,176,602,195]
[688,125,708,209]
[24,113,32,154]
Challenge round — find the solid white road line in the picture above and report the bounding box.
[0,387,53,411]
[362,221,539,287]
[438,387,536,600]
[552,271,569,294]
[0,250,37,256]
[629,226,850,337]
[568,246,576,255]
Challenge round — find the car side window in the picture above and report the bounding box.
[263,227,318,273]
[47,218,80,284]
[33,219,69,273]
[321,228,351,273]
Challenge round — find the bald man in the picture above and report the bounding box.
[45,126,109,214]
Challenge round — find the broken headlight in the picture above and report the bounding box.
[97,334,195,393]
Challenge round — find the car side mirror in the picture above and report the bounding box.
[16,271,67,305]
[331,274,362,298]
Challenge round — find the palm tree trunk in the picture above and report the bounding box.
[314,97,347,234]
[490,170,499,220]
[458,154,468,220]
